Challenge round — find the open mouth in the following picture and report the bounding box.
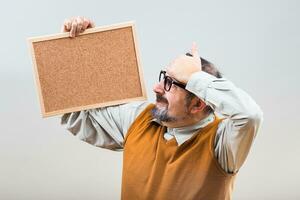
[156,101,168,108]
[156,94,168,104]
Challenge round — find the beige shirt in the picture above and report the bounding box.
[61,71,263,173]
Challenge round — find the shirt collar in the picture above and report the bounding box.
[151,113,215,146]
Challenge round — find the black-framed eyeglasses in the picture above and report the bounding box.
[159,70,186,91]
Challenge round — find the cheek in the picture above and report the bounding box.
[166,95,186,113]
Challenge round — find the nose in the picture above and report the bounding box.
[153,80,165,94]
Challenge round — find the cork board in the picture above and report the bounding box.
[28,21,147,117]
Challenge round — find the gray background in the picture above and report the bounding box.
[1,0,299,199]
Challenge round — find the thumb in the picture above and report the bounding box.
[190,42,202,66]
[191,42,199,57]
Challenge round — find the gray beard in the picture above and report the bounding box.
[151,106,178,122]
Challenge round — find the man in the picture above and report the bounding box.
[61,17,263,200]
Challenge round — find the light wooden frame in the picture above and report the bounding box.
[28,21,147,117]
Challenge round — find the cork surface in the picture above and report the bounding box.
[30,24,146,117]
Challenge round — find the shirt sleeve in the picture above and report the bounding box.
[60,101,150,151]
[186,71,263,173]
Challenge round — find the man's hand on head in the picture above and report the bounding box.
[61,16,95,38]
[166,42,202,84]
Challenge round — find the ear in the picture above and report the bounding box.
[190,98,206,114]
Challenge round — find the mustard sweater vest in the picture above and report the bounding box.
[122,104,236,200]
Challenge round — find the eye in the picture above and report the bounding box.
[164,77,173,90]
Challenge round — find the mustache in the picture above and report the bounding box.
[156,94,168,104]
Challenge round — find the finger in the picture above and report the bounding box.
[190,42,202,66]
[61,18,71,32]
[82,17,90,31]
[75,16,83,36]
[191,42,200,58]
[88,20,95,28]
[65,19,72,31]
[70,20,77,38]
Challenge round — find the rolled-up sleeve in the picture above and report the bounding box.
[61,101,149,151]
[186,71,263,173]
